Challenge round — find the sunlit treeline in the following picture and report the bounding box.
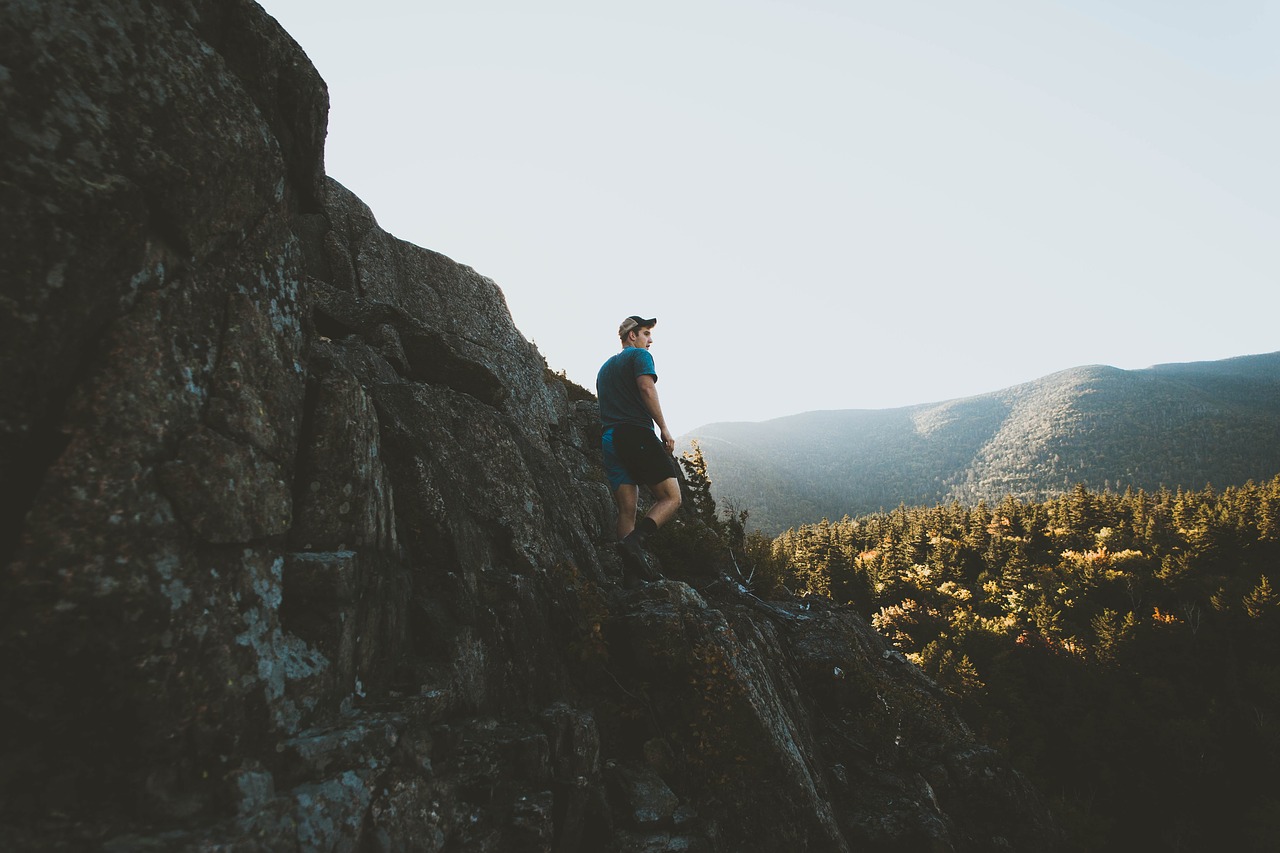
[771,476,1280,851]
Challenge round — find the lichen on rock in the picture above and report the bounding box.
[0,2,1064,851]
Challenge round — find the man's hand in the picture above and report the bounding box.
[660,428,675,453]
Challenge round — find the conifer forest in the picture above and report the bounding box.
[675,445,1280,851]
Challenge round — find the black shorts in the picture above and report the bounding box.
[602,424,680,491]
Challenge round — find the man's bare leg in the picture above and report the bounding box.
[644,477,682,529]
[622,477,683,548]
[615,478,681,582]
[614,484,639,540]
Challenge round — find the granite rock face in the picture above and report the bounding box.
[0,1,1063,850]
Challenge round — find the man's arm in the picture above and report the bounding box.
[635,374,675,452]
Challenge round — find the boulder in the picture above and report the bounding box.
[0,2,1064,850]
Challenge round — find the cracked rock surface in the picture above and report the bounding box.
[0,2,1063,850]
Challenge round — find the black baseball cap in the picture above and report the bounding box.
[619,315,657,337]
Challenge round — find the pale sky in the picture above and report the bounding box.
[257,0,1279,431]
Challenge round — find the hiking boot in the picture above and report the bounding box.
[618,537,660,583]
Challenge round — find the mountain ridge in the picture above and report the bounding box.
[681,351,1280,534]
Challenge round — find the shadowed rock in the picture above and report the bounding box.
[0,1,1063,850]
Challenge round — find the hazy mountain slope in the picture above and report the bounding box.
[682,353,1280,534]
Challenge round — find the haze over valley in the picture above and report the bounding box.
[680,351,1280,534]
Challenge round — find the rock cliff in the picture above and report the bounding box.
[0,2,1063,850]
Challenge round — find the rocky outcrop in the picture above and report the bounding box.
[0,1,1063,850]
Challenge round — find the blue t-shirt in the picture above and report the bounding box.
[596,347,657,431]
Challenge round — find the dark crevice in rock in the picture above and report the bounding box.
[0,289,129,565]
[312,304,358,343]
[142,188,194,261]
[287,373,326,536]
[200,295,233,424]
[0,622,148,823]
[399,331,506,408]
[311,284,506,408]
[293,214,334,283]
[0,427,71,580]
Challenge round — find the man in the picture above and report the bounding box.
[596,315,682,581]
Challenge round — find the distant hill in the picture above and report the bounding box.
[680,352,1280,534]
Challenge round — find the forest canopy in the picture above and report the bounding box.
[766,476,1280,851]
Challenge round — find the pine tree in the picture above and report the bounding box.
[1243,575,1279,620]
[680,441,721,533]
